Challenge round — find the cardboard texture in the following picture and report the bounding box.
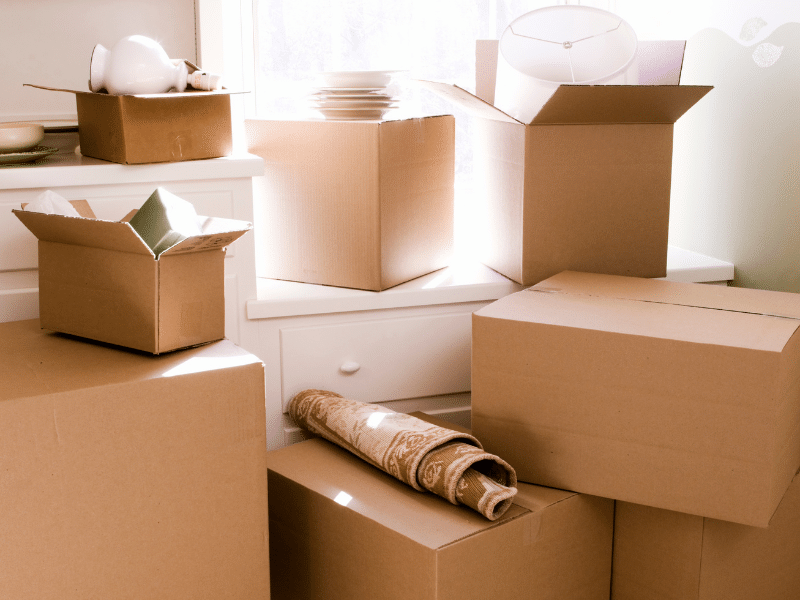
[471,271,800,527]
[13,204,251,354]
[25,84,234,164]
[266,437,613,600]
[0,320,269,600]
[245,116,454,291]
[419,42,712,286]
[612,468,800,600]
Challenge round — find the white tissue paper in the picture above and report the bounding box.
[23,190,81,217]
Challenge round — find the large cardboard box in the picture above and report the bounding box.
[418,43,712,285]
[612,468,800,600]
[266,437,613,600]
[0,319,269,600]
[26,84,234,164]
[245,116,454,291]
[472,270,800,527]
[13,203,251,354]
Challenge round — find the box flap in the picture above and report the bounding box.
[414,80,519,124]
[266,438,528,550]
[23,83,242,98]
[417,79,711,125]
[13,209,152,256]
[530,84,713,124]
[530,271,800,321]
[159,216,252,256]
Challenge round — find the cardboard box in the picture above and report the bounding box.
[0,319,269,600]
[25,84,234,164]
[245,116,454,291]
[612,468,800,600]
[267,437,613,600]
[13,202,251,354]
[471,270,800,527]
[418,43,712,285]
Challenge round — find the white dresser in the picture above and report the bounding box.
[247,249,734,450]
[0,135,735,450]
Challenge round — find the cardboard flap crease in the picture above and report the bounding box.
[531,271,800,323]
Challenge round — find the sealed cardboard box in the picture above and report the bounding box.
[472,271,800,527]
[612,468,800,600]
[266,436,613,600]
[245,116,454,291]
[418,43,711,285]
[0,319,269,600]
[25,84,234,164]
[13,202,251,354]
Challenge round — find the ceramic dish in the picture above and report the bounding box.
[311,92,394,101]
[318,70,403,89]
[311,99,397,109]
[0,122,45,153]
[316,107,394,120]
[314,86,387,94]
[0,145,59,165]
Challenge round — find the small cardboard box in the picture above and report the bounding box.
[418,42,712,285]
[0,320,269,600]
[266,437,613,600]
[245,116,454,291]
[612,468,800,600]
[25,84,234,164]
[13,202,251,354]
[472,271,800,527]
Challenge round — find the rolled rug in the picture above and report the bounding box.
[288,389,518,521]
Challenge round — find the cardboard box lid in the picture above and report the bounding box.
[476,271,800,351]
[13,209,251,259]
[417,79,712,125]
[531,271,800,321]
[266,438,535,550]
[0,319,263,402]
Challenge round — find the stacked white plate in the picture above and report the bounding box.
[310,70,402,121]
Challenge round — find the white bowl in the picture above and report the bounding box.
[0,122,45,153]
[317,70,401,89]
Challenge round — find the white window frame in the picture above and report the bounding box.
[195,0,257,122]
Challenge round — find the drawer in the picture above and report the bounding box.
[280,312,472,410]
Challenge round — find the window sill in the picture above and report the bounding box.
[247,246,734,320]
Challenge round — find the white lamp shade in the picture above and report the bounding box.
[495,6,639,123]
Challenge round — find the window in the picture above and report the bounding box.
[201,0,800,265]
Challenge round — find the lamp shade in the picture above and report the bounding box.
[495,6,639,123]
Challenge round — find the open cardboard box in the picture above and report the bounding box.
[472,271,800,527]
[0,320,269,600]
[418,41,712,285]
[612,467,800,600]
[25,80,236,164]
[13,200,251,354]
[245,115,455,291]
[266,434,614,600]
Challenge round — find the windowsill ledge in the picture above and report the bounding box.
[247,246,735,320]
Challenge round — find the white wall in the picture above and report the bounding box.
[0,0,197,122]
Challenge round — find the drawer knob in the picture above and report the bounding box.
[340,361,361,375]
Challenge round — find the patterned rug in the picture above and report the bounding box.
[288,390,518,520]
